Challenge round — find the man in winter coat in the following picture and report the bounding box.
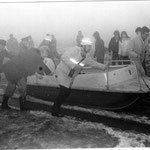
[0,40,12,80]
[39,34,60,66]
[76,31,84,47]
[51,37,108,117]
[1,48,51,110]
[128,26,149,76]
[93,31,105,63]
[6,34,19,56]
[109,30,120,65]
[19,36,33,54]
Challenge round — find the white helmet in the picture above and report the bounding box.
[44,35,52,42]
[81,37,92,46]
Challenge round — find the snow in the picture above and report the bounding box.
[28,96,150,125]
[62,105,150,125]
[0,106,150,148]
[30,110,150,148]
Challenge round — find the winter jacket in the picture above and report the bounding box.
[76,35,83,46]
[3,48,51,83]
[128,35,145,75]
[0,49,10,73]
[119,38,130,56]
[109,37,119,54]
[55,46,106,88]
[94,38,105,63]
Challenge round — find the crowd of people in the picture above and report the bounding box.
[76,26,150,76]
[0,26,150,117]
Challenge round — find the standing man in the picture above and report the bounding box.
[0,40,11,80]
[51,37,108,117]
[39,34,60,67]
[19,36,32,54]
[39,34,52,49]
[1,48,51,110]
[128,26,149,75]
[93,31,105,63]
[6,34,19,56]
[76,31,84,47]
[135,27,142,36]
[143,27,150,75]
[50,34,61,66]
[109,30,120,65]
[28,35,35,50]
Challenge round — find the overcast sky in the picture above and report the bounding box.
[0,1,149,48]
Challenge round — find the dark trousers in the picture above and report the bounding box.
[112,53,119,65]
[97,56,104,64]
[52,85,71,114]
[5,77,27,97]
[119,56,130,65]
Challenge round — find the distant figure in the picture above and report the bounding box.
[93,31,105,63]
[1,48,51,110]
[39,34,52,49]
[119,31,130,64]
[19,36,33,54]
[28,35,35,49]
[51,34,57,52]
[76,31,84,47]
[6,34,19,56]
[0,40,11,77]
[51,34,61,66]
[135,27,142,36]
[109,30,120,65]
[39,45,55,74]
[39,34,60,67]
[128,26,149,75]
[142,26,150,75]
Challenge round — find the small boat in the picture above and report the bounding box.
[27,60,150,110]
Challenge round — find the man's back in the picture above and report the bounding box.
[3,49,51,82]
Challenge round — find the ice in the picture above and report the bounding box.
[0,108,150,148]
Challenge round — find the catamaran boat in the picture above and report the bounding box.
[27,60,150,110]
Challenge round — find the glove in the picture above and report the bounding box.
[35,72,43,80]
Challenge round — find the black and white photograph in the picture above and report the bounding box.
[0,0,150,149]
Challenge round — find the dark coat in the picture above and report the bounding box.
[0,49,9,73]
[94,39,105,58]
[108,37,119,53]
[3,48,51,83]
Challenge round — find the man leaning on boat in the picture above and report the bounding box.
[51,37,109,117]
[128,26,150,76]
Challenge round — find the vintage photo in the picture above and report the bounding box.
[0,0,150,149]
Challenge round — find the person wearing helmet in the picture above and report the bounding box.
[51,37,108,117]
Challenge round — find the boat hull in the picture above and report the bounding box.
[26,85,150,110]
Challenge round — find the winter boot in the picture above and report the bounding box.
[1,94,11,110]
[19,96,26,111]
[51,107,64,117]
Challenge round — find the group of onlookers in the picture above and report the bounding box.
[108,26,150,75]
[0,33,60,70]
[76,26,150,76]
[6,33,58,58]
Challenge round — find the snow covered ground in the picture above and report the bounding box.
[0,109,150,149]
